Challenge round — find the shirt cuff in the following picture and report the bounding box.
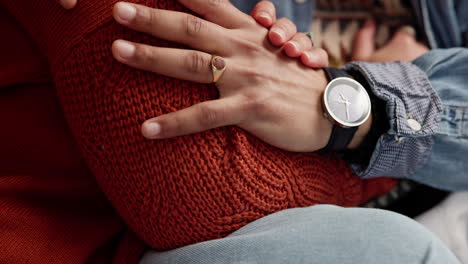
[344,61,442,178]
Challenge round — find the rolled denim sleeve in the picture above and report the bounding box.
[344,61,443,179]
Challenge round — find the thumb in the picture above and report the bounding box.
[352,19,376,61]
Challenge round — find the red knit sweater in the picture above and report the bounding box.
[0,0,397,257]
[0,6,146,264]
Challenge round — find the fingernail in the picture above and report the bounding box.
[116,2,136,22]
[59,0,76,9]
[115,40,135,59]
[257,12,271,24]
[271,28,285,41]
[142,122,161,138]
[288,41,299,51]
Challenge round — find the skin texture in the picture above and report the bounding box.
[57,0,335,152]
[63,1,417,151]
[58,0,326,66]
[111,1,333,152]
[251,1,329,68]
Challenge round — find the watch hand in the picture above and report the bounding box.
[338,93,351,121]
[339,93,348,102]
[345,103,350,121]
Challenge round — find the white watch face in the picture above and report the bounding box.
[323,77,371,127]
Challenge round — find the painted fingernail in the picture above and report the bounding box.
[142,122,161,138]
[116,2,136,22]
[115,40,135,59]
[271,28,285,41]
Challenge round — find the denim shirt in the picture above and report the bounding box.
[232,0,468,191]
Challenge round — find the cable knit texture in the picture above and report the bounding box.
[1,0,397,250]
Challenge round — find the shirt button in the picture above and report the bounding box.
[396,137,405,144]
[407,119,422,131]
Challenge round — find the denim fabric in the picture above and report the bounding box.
[411,0,468,49]
[140,205,460,264]
[410,48,468,191]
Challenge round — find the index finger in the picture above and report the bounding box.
[113,3,232,55]
[142,96,246,139]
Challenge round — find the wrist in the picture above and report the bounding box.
[347,113,372,149]
[316,69,334,150]
[319,68,373,153]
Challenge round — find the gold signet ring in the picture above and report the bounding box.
[211,55,227,83]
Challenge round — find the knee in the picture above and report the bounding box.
[249,205,459,263]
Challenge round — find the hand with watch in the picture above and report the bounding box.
[111,0,380,154]
[319,68,374,153]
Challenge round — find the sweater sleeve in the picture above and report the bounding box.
[0,0,397,250]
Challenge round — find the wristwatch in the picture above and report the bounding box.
[320,68,372,153]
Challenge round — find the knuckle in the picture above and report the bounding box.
[277,18,296,33]
[256,0,275,12]
[235,69,261,88]
[243,93,270,117]
[185,51,208,74]
[234,37,264,55]
[259,0,275,9]
[185,14,204,37]
[157,116,178,137]
[134,45,158,66]
[296,33,311,47]
[138,7,159,30]
[148,9,158,28]
[208,0,225,8]
[317,48,328,61]
[242,66,267,83]
[198,104,221,128]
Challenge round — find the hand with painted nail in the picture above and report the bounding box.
[111,1,333,152]
[352,19,429,63]
[250,1,329,68]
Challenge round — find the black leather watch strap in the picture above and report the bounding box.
[324,67,349,80]
[320,68,358,153]
[322,125,358,153]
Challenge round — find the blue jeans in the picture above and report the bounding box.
[140,205,460,264]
